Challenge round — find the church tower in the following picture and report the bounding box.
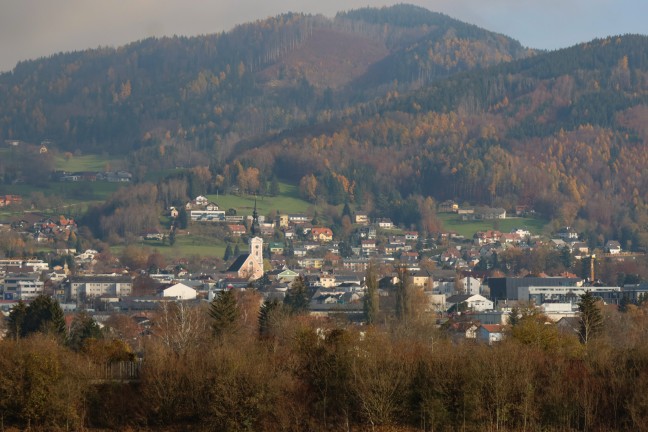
[250,236,263,267]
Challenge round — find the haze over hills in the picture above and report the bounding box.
[0,5,531,154]
[1,4,648,248]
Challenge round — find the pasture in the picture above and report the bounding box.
[438,213,548,238]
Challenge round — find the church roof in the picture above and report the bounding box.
[227,254,250,272]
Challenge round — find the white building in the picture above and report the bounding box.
[66,275,133,301]
[2,273,44,300]
[446,294,494,312]
[160,283,197,300]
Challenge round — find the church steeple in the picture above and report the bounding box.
[251,198,260,236]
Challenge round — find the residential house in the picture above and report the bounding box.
[359,226,377,240]
[446,294,494,312]
[269,242,285,255]
[278,214,289,228]
[298,257,324,270]
[0,195,22,207]
[354,212,370,225]
[288,214,310,225]
[190,209,225,222]
[228,224,246,237]
[342,258,370,272]
[404,231,419,241]
[169,207,179,218]
[410,269,433,290]
[311,227,333,243]
[360,240,376,254]
[477,324,504,345]
[459,276,482,296]
[476,207,506,220]
[66,275,133,301]
[605,240,622,254]
[571,242,589,255]
[439,200,459,213]
[2,273,43,300]
[557,227,579,240]
[160,283,197,300]
[376,218,394,229]
[473,230,503,246]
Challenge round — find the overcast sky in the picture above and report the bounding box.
[1,0,646,73]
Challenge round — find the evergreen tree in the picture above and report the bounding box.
[209,289,240,337]
[578,290,604,344]
[258,299,281,339]
[168,229,176,246]
[224,243,233,261]
[342,201,352,219]
[560,246,573,270]
[67,312,103,351]
[363,264,380,325]
[284,275,310,314]
[339,241,354,258]
[234,243,241,257]
[6,300,28,340]
[28,294,66,337]
[618,294,630,313]
[395,267,411,324]
[177,207,189,229]
[269,176,280,196]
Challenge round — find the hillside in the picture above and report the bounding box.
[0,4,530,158]
[1,5,647,249]
[235,35,648,249]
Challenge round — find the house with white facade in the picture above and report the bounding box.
[160,283,197,300]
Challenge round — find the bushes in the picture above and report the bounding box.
[5,303,648,430]
[0,335,93,430]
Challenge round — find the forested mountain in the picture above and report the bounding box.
[2,4,648,247]
[0,4,530,156]
[236,35,648,248]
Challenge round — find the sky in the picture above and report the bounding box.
[1,0,646,73]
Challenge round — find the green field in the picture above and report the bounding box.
[115,232,236,261]
[207,182,312,216]
[438,213,549,238]
[54,154,123,172]
[0,181,124,201]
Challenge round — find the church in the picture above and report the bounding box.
[226,236,264,281]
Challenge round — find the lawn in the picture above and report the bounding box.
[438,213,549,238]
[54,154,122,172]
[207,182,312,217]
[0,181,124,201]
[122,231,237,261]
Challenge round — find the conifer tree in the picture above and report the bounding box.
[258,299,281,338]
[67,311,103,351]
[6,300,28,340]
[395,267,411,324]
[21,294,66,339]
[209,289,240,337]
[284,275,310,314]
[578,290,603,344]
[363,264,380,325]
[224,243,233,261]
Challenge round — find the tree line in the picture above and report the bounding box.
[2,280,648,430]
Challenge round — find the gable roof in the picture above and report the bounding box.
[227,254,250,272]
[480,324,504,333]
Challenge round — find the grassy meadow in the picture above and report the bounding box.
[206,182,312,216]
[54,153,122,172]
[438,213,549,238]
